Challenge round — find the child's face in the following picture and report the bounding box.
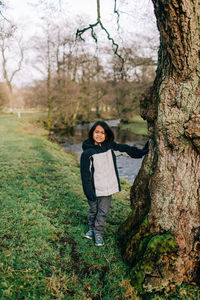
[93,125,106,145]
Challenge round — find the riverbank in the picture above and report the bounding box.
[57,118,146,184]
[119,116,148,137]
[49,117,147,184]
[1,113,199,299]
[0,114,136,299]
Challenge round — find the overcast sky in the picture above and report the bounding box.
[6,0,158,40]
[2,0,159,86]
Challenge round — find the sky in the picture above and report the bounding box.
[2,0,159,86]
[7,0,158,37]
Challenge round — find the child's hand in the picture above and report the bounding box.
[86,193,98,202]
[142,141,149,155]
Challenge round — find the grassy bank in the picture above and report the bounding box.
[119,116,148,137]
[0,114,137,299]
[1,114,199,300]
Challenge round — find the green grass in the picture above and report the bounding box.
[119,116,148,137]
[0,114,138,299]
[1,113,199,300]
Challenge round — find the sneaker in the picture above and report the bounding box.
[94,234,104,246]
[84,230,93,240]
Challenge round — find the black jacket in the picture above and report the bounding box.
[80,139,148,201]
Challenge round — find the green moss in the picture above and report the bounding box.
[118,210,137,241]
[126,217,149,256]
[118,215,150,264]
[130,234,178,294]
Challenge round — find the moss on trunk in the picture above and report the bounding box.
[118,0,200,295]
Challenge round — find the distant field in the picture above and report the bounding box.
[119,116,148,137]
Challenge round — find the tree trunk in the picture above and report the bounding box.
[2,40,14,112]
[7,82,14,113]
[46,36,53,131]
[118,0,200,294]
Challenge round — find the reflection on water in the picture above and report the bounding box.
[60,120,146,184]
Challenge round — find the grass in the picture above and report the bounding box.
[1,113,199,300]
[119,116,148,137]
[0,113,138,299]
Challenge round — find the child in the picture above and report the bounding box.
[80,121,149,246]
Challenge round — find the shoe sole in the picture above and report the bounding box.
[84,235,93,240]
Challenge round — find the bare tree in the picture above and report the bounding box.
[46,28,53,131]
[109,44,156,82]
[30,19,58,130]
[119,0,200,295]
[0,82,8,110]
[76,0,125,77]
[0,23,24,112]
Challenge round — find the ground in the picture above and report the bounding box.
[0,113,136,299]
[0,113,199,299]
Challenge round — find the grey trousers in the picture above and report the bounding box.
[88,195,112,236]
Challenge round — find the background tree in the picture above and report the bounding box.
[0,23,24,112]
[118,0,200,295]
[3,0,157,129]
[107,43,156,122]
[0,82,8,110]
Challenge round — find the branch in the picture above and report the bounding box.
[1,39,9,84]
[10,41,24,83]
[75,0,125,78]
[76,21,99,43]
[114,0,120,31]
[98,19,124,65]
[0,2,10,22]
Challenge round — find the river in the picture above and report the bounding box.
[59,119,146,184]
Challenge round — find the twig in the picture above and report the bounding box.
[75,0,125,78]
[114,0,120,31]
[76,21,99,42]
[103,254,111,271]
[0,1,10,23]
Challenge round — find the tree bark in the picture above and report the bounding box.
[46,35,53,131]
[118,0,200,294]
[1,31,24,112]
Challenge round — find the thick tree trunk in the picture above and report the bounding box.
[118,0,200,294]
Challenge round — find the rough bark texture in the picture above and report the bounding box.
[118,0,200,294]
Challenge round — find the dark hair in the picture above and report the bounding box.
[88,121,115,142]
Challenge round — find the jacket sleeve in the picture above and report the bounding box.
[111,141,149,158]
[80,151,97,201]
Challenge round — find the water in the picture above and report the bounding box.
[60,120,146,184]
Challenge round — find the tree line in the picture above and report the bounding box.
[0,9,157,130]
